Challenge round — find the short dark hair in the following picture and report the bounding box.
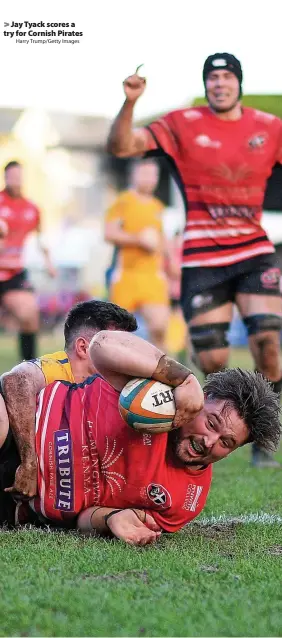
[4,161,21,172]
[203,368,281,451]
[64,300,137,350]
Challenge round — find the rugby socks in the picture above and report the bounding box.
[18,332,37,361]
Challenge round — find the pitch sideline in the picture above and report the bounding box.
[190,512,282,526]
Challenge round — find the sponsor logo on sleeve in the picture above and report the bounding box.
[182,484,203,511]
[147,483,172,508]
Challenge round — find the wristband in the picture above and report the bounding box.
[130,508,146,524]
[153,354,192,388]
[90,507,103,527]
[104,509,123,528]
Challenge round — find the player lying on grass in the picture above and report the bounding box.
[0,331,280,545]
[0,300,137,499]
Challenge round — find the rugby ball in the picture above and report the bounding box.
[119,378,176,433]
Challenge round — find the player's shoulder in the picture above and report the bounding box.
[164,105,209,123]
[35,351,74,384]
[246,107,282,129]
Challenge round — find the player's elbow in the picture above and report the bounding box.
[1,366,43,405]
[89,330,114,368]
[106,140,131,158]
[1,370,25,402]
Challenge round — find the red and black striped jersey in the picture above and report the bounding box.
[145,106,282,268]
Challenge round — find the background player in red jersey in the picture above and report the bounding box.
[0,331,279,544]
[107,54,282,468]
[0,161,55,362]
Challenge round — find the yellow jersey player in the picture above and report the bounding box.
[105,159,169,349]
[1,300,137,498]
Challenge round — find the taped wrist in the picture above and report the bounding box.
[153,354,192,388]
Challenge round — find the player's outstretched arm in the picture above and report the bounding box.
[89,331,204,424]
[1,362,46,498]
[106,70,154,158]
[77,506,161,546]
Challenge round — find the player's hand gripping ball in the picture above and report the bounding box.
[119,378,176,433]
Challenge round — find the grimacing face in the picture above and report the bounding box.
[206,69,240,113]
[171,398,249,467]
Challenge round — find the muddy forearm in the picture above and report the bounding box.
[2,372,38,463]
[152,355,193,388]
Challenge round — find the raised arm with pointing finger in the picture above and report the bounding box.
[107,67,155,158]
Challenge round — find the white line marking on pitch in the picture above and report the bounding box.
[190,512,282,526]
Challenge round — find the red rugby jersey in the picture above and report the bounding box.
[146,106,282,267]
[30,376,212,532]
[0,190,40,280]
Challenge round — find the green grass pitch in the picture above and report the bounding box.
[0,334,281,637]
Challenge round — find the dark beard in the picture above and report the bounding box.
[169,430,207,468]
